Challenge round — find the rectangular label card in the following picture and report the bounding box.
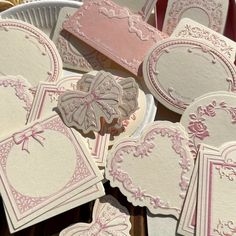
[63,0,167,76]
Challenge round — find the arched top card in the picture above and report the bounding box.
[143,38,236,114]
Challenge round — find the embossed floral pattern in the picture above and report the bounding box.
[214,220,236,236]
[188,100,236,157]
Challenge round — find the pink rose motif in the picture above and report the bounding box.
[188,120,209,140]
[204,104,216,117]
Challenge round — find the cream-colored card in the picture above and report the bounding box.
[0,19,62,87]
[52,7,112,73]
[28,75,110,167]
[143,38,236,114]
[112,0,157,21]
[59,195,131,236]
[172,18,236,63]
[177,144,218,236]
[181,91,236,157]
[162,0,229,35]
[0,115,102,229]
[106,121,194,218]
[5,182,105,233]
[196,142,236,236]
[0,75,33,136]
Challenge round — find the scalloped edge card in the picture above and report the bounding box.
[181,91,236,158]
[59,195,131,236]
[63,0,167,76]
[52,7,112,73]
[0,19,62,87]
[28,75,110,167]
[196,142,236,236]
[172,18,236,63]
[0,115,102,229]
[162,0,229,35]
[143,38,236,114]
[0,75,33,136]
[5,183,105,233]
[177,144,218,236]
[112,0,157,21]
[106,121,194,218]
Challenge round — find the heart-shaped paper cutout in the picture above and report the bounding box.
[59,195,131,236]
[106,121,194,218]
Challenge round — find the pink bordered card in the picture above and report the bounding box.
[177,144,218,236]
[112,0,157,21]
[62,0,167,76]
[0,19,62,87]
[59,195,131,236]
[143,38,236,114]
[180,91,236,158]
[172,18,236,64]
[106,121,194,218]
[0,75,33,136]
[162,0,229,35]
[196,142,236,236]
[52,7,112,73]
[27,75,110,168]
[0,115,102,229]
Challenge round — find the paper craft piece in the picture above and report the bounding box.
[181,92,236,157]
[143,38,236,114]
[0,115,102,229]
[63,0,167,76]
[196,142,236,236]
[0,19,62,87]
[28,75,110,167]
[162,0,229,35]
[173,18,236,63]
[106,121,194,217]
[59,195,131,236]
[112,0,157,21]
[0,75,33,136]
[52,7,112,73]
[58,71,139,133]
[5,182,105,233]
[177,144,218,236]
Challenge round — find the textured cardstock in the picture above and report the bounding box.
[59,195,131,236]
[196,142,236,236]
[52,7,112,73]
[0,19,62,87]
[28,76,110,167]
[106,121,194,218]
[173,18,236,63]
[143,38,236,114]
[0,75,33,137]
[162,0,229,35]
[63,0,167,76]
[113,0,157,21]
[177,144,218,236]
[0,115,102,229]
[181,91,236,157]
[5,182,104,233]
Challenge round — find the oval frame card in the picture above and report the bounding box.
[143,38,236,114]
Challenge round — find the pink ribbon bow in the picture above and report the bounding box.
[13,123,45,153]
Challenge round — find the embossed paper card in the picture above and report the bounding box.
[63,0,167,76]
[162,0,229,35]
[196,142,236,236]
[0,75,33,136]
[0,19,62,87]
[28,76,110,167]
[52,7,112,73]
[0,115,102,229]
[106,121,194,218]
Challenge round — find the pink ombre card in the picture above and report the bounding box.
[63,0,167,76]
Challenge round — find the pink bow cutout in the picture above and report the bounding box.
[13,123,45,153]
